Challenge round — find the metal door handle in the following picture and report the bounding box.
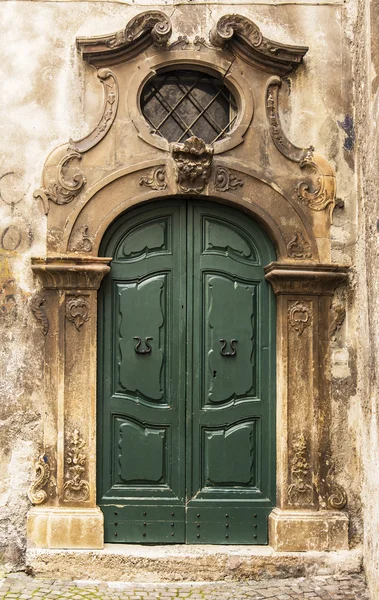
[134,337,153,354]
[219,339,238,357]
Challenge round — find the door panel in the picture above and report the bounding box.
[98,199,276,544]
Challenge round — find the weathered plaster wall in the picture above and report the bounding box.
[0,0,365,572]
[353,0,379,597]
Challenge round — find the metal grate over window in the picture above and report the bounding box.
[141,70,238,145]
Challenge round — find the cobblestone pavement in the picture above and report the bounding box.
[0,573,370,599]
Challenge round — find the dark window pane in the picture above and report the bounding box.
[141,70,237,144]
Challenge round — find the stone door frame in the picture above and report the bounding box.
[27,11,349,552]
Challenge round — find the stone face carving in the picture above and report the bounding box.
[77,11,172,63]
[34,152,86,215]
[324,452,348,510]
[288,433,313,507]
[63,429,90,502]
[214,166,244,192]
[296,152,335,212]
[329,304,346,339]
[288,301,312,336]
[31,292,49,335]
[65,295,90,331]
[139,166,167,191]
[71,225,93,253]
[28,454,50,505]
[209,15,308,75]
[287,232,312,260]
[172,136,214,194]
[70,69,119,154]
[266,82,311,163]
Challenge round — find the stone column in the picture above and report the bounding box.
[265,262,350,552]
[27,257,111,549]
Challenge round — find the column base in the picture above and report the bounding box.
[269,508,349,552]
[27,507,104,549]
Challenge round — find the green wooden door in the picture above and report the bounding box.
[98,199,276,544]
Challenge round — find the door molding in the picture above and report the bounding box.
[28,11,349,552]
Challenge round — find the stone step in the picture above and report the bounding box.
[25,546,363,583]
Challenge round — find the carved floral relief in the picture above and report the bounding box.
[288,433,313,507]
[63,429,90,503]
[214,166,244,192]
[287,232,312,260]
[139,166,167,191]
[71,225,93,253]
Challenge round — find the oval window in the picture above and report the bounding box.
[141,69,238,145]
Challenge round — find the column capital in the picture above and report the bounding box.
[31,256,112,290]
[264,262,349,296]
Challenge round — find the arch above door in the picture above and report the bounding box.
[28,11,349,553]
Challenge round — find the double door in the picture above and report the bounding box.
[97,199,276,544]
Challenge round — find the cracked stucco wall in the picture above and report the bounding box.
[0,0,374,581]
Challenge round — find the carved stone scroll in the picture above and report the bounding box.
[63,429,90,503]
[287,232,312,260]
[329,304,346,339]
[30,292,49,335]
[139,166,167,191]
[172,136,213,194]
[288,433,313,507]
[288,301,312,336]
[324,452,348,510]
[65,295,90,331]
[209,15,308,75]
[214,166,244,192]
[266,81,311,163]
[28,454,50,505]
[77,11,172,64]
[70,69,119,154]
[34,152,86,215]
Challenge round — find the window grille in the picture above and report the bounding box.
[141,70,238,145]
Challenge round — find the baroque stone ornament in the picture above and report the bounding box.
[70,69,119,153]
[288,433,313,507]
[34,152,86,215]
[266,81,311,163]
[77,11,172,64]
[28,454,50,505]
[139,166,167,191]
[287,232,312,260]
[71,225,93,253]
[214,166,244,192]
[288,301,312,336]
[63,429,90,503]
[172,136,214,194]
[209,15,308,75]
[329,304,346,339]
[30,292,49,335]
[324,452,348,510]
[296,152,336,212]
[65,295,90,331]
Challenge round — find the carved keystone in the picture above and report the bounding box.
[172,136,214,194]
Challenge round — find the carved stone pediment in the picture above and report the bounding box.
[77,11,172,66]
[210,14,308,75]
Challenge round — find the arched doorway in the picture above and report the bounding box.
[97,198,276,544]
